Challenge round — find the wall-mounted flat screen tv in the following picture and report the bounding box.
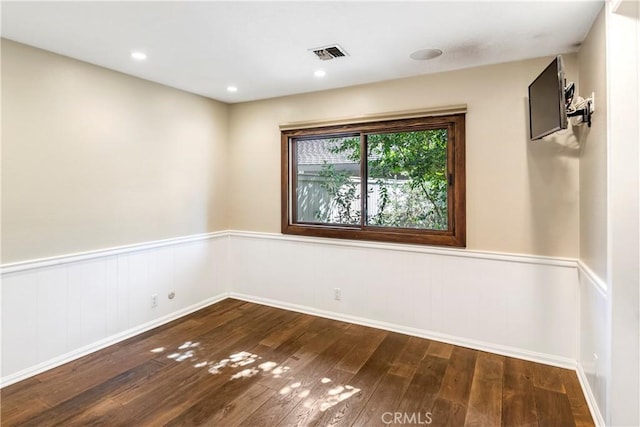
[528,55,568,140]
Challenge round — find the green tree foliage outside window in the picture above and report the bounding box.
[315,130,448,230]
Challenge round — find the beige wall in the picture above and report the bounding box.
[1,40,229,263]
[2,39,583,261]
[578,9,608,279]
[228,56,580,258]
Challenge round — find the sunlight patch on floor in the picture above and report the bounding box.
[150,342,291,380]
[150,341,361,411]
[258,361,277,372]
[298,389,310,398]
[231,368,260,379]
[319,385,360,411]
[278,378,360,412]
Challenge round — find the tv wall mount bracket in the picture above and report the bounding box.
[565,82,594,128]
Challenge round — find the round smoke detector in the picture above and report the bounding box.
[410,48,443,61]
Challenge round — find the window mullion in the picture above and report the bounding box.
[447,125,455,232]
[290,138,298,226]
[360,133,367,229]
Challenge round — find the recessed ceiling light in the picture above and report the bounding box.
[314,70,326,78]
[409,48,443,61]
[131,51,147,61]
[227,86,238,92]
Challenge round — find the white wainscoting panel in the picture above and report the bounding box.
[1,233,229,386]
[2,230,589,392]
[228,231,579,367]
[577,261,608,426]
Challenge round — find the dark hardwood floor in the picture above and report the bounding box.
[1,299,594,426]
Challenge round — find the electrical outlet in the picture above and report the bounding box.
[334,288,341,301]
[151,294,158,308]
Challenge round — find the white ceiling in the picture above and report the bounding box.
[1,1,603,103]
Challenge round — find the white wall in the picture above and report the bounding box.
[578,263,609,426]
[605,1,640,425]
[576,7,609,425]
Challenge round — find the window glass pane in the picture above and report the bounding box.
[366,130,448,230]
[296,136,361,225]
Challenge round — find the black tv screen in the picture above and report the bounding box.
[528,56,568,140]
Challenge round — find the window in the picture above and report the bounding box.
[281,114,465,247]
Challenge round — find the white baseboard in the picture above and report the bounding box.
[228,292,577,370]
[577,363,606,427]
[0,293,228,388]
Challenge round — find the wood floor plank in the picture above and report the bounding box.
[352,372,412,426]
[131,355,263,425]
[311,332,410,427]
[0,299,594,427]
[159,311,331,427]
[0,396,51,427]
[502,357,538,427]
[98,306,290,424]
[266,316,322,357]
[534,386,577,427]
[430,397,468,427]
[334,326,387,374]
[259,312,310,348]
[13,301,262,415]
[18,359,164,427]
[243,350,323,425]
[533,362,566,393]
[28,337,167,409]
[243,319,365,425]
[0,377,50,425]
[274,367,356,427]
[206,383,276,427]
[416,345,477,426]
[438,346,477,406]
[162,352,268,426]
[242,365,324,426]
[463,352,504,426]
[388,336,431,379]
[110,325,250,407]
[111,309,299,425]
[295,318,352,355]
[256,341,323,393]
[53,398,124,426]
[426,340,454,359]
[260,328,366,426]
[560,369,596,427]
[395,354,449,417]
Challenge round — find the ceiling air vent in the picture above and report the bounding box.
[311,44,348,61]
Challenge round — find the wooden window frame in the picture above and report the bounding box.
[281,114,466,247]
